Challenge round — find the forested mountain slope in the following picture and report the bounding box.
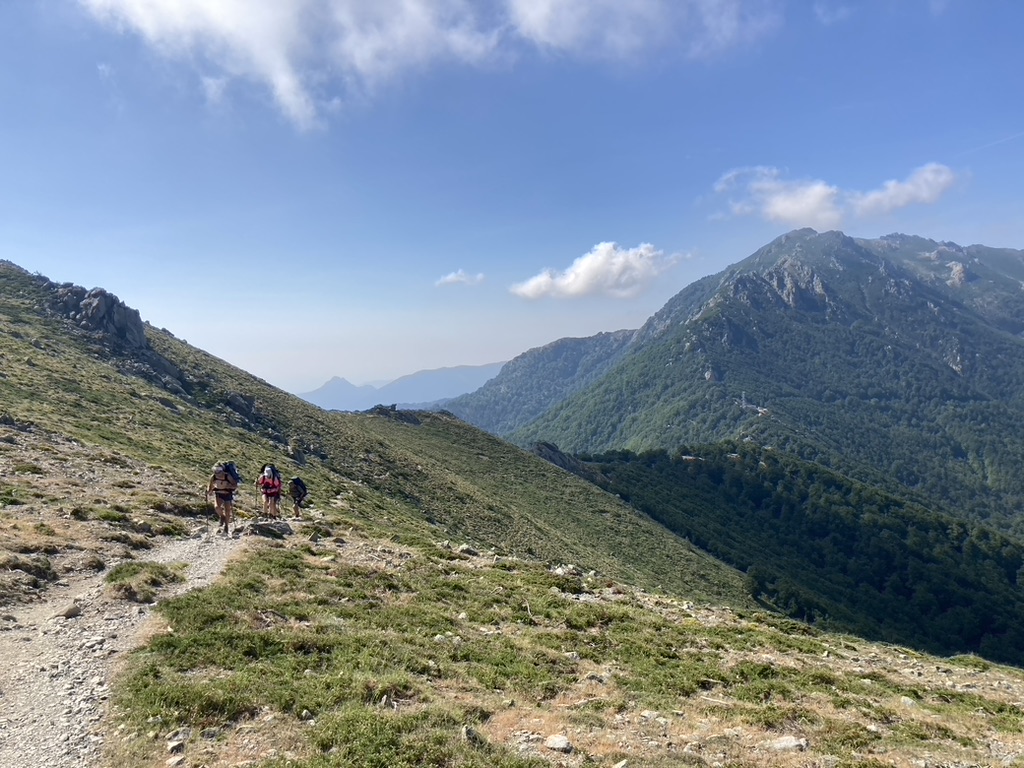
[559,442,1024,664]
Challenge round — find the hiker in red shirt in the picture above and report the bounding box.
[257,464,282,519]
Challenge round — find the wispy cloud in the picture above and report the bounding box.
[958,129,1024,157]
[813,2,852,26]
[95,60,126,113]
[714,163,956,228]
[506,0,779,58]
[201,75,228,106]
[435,269,485,287]
[510,242,679,299]
[79,0,781,129]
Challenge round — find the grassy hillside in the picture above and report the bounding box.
[6,260,1024,767]
[0,260,749,607]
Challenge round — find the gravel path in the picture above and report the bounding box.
[0,528,242,768]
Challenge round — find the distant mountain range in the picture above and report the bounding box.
[297,361,506,411]
[448,228,1024,533]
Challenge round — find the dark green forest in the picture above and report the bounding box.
[577,443,1024,664]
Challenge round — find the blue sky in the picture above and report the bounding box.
[2,1,1022,392]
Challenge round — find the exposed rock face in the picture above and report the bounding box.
[28,274,197,400]
[50,284,148,351]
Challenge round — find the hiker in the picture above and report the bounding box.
[256,463,282,519]
[207,462,240,534]
[288,476,308,519]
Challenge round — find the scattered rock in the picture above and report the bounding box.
[53,603,82,619]
[767,735,807,752]
[0,532,238,768]
[544,734,573,753]
[247,521,294,539]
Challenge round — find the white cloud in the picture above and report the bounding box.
[714,163,956,228]
[850,163,957,217]
[81,0,499,129]
[79,0,781,128]
[510,242,678,299]
[715,167,843,229]
[435,269,485,286]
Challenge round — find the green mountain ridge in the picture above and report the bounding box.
[451,229,1024,532]
[445,330,637,436]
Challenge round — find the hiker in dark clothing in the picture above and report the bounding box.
[288,476,308,519]
[207,463,238,534]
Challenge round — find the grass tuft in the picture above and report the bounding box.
[105,560,184,603]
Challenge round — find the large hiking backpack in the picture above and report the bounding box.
[289,476,308,501]
[262,464,281,481]
[212,462,241,493]
[221,462,242,488]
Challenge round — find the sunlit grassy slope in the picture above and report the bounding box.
[0,260,750,605]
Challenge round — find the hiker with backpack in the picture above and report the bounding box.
[288,476,308,519]
[257,463,283,519]
[207,462,241,534]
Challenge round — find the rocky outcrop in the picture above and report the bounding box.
[49,284,148,351]
[31,276,198,399]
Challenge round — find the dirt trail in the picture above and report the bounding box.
[0,527,242,768]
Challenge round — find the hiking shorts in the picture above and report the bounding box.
[215,491,234,502]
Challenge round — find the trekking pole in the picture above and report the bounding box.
[202,486,211,535]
